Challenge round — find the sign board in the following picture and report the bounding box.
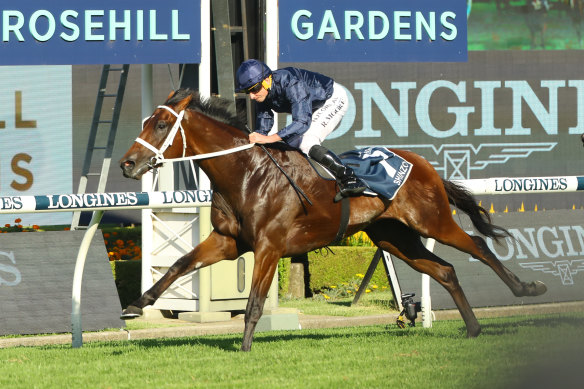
[0,66,72,226]
[0,231,124,335]
[392,210,584,309]
[280,50,584,211]
[279,0,467,62]
[0,0,201,65]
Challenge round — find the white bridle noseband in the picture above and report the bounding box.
[134,105,254,168]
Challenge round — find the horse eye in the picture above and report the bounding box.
[156,121,167,131]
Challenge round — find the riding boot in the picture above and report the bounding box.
[308,145,367,199]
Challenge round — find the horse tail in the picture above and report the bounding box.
[442,178,510,241]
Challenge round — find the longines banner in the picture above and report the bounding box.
[0,0,200,65]
[0,66,72,226]
[281,50,584,210]
[279,0,467,62]
[0,231,124,335]
[392,210,584,309]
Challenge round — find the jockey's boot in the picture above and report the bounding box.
[309,145,367,200]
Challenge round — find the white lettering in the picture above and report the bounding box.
[60,10,80,42]
[85,10,105,41]
[29,10,56,42]
[3,11,25,42]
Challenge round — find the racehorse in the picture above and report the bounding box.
[119,89,547,351]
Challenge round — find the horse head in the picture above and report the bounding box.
[120,91,193,179]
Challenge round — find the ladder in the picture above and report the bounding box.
[211,0,253,125]
[71,64,130,230]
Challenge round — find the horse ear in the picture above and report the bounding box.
[166,90,175,101]
[174,94,193,112]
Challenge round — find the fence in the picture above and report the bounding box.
[2,175,583,345]
[0,190,212,348]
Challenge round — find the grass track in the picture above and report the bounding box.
[1,313,583,388]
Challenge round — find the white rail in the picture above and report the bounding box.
[2,175,582,342]
[0,190,212,348]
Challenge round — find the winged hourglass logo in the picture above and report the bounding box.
[358,142,557,180]
[519,260,584,286]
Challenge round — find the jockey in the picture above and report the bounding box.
[235,59,367,199]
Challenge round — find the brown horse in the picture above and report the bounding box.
[119,89,546,351]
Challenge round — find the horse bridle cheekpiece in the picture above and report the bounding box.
[135,105,187,169]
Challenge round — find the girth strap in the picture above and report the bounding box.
[331,196,350,245]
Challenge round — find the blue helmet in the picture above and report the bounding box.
[235,59,272,92]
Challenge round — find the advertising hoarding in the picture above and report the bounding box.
[0,0,201,65]
[279,0,467,63]
[0,66,72,225]
[280,50,584,211]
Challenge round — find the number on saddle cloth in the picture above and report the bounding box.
[339,147,413,200]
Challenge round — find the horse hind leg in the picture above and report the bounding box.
[428,213,547,298]
[469,235,547,297]
[366,221,481,338]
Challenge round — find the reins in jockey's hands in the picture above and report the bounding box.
[249,132,282,145]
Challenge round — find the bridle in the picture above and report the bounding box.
[134,105,254,169]
[134,104,311,208]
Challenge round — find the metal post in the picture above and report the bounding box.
[421,238,435,328]
[141,64,155,294]
[71,210,104,348]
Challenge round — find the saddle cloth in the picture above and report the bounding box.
[339,147,413,200]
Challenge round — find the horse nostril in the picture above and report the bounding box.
[121,160,135,171]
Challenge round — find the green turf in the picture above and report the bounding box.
[1,313,582,388]
[468,1,584,51]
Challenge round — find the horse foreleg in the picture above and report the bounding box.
[394,249,481,337]
[121,230,239,318]
[241,251,280,352]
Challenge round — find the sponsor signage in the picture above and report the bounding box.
[392,210,584,309]
[0,190,213,213]
[456,176,584,195]
[0,66,72,226]
[279,0,467,62]
[0,231,124,335]
[0,0,201,65]
[280,50,584,210]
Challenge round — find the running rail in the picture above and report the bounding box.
[1,175,583,344]
[0,190,212,348]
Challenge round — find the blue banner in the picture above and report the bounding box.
[0,0,201,65]
[279,0,467,62]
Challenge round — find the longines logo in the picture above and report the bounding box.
[359,142,557,180]
[0,250,21,287]
[519,260,584,286]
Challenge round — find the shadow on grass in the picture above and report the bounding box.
[129,330,381,352]
[115,313,584,352]
[479,314,584,336]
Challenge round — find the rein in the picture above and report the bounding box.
[134,105,312,210]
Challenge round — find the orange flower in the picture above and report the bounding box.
[32,225,40,230]
[4,224,10,228]
[103,233,110,238]
[14,218,21,224]
[116,239,124,246]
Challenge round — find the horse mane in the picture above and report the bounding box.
[165,88,247,132]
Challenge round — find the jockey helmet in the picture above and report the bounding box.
[235,59,272,92]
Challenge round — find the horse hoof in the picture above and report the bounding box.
[467,326,481,338]
[120,305,143,320]
[532,280,547,296]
